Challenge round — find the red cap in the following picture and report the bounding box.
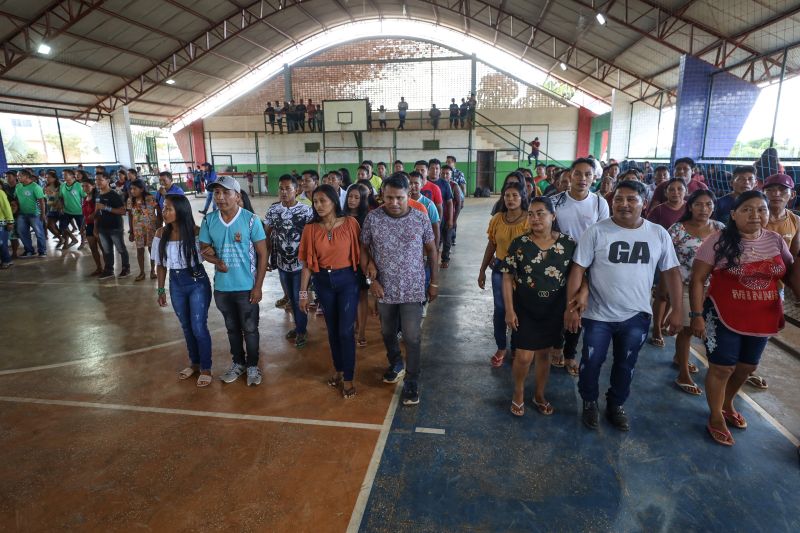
[763,173,794,189]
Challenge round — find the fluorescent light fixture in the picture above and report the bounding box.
[37,43,51,55]
[596,13,606,25]
[560,62,567,71]
[166,79,176,85]
[169,19,611,131]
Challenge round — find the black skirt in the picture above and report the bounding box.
[510,292,566,351]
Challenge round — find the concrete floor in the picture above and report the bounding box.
[1,195,798,532]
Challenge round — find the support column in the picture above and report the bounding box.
[470,54,477,96]
[0,130,7,173]
[608,90,632,161]
[111,106,135,168]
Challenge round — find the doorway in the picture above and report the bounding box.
[476,150,495,192]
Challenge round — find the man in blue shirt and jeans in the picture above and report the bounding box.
[199,176,268,386]
[199,162,218,215]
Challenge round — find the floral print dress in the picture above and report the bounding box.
[127,195,159,248]
[500,232,576,350]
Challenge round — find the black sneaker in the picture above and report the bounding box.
[402,381,419,405]
[19,252,35,259]
[582,401,599,429]
[98,271,115,280]
[382,363,406,384]
[119,268,130,278]
[605,404,630,431]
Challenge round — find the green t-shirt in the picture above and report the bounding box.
[60,181,86,215]
[15,182,45,216]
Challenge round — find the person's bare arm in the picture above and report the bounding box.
[502,273,517,331]
[478,240,497,289]
[250,239,268,304]
[564,265,587,333]
[425,240,439,302]
[689,261,713,339]
[662,267,684,335]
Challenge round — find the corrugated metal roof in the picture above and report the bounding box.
[0,0,798,123]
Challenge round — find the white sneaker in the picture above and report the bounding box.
[422,302,428,318]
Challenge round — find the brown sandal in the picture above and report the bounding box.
[510,401,525,417]
[134,272,146,282]
[342,386,357,399]
[327,375,343,388]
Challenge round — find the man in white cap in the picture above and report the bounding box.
[199,176,268,386]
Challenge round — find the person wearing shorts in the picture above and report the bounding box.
[690,190,794,447]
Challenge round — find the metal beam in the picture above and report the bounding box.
[73,0,306,120]
[0,0,106,77]
[331,0,355,23]
[416,0,672,102]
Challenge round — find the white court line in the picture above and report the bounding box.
[0,280,154,288]
[346,383,402,533]
[415,427,446,435]
[0,331,223,376]
[690,347,800,447]
[0,396,383,431]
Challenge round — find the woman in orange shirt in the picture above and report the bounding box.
[299,184,361,398]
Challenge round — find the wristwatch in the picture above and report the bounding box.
[688,311,703,319]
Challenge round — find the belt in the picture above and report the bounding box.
[319,266,351,273]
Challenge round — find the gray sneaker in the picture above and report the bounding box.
[220,363,245,383]
[246,366,262,386]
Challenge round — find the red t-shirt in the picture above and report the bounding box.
[646,202,686,230]
[82,195,96,223]
[421,181,443,206]
[652,179,707,206]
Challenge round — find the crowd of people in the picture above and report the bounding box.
[263,94,478,132]
[2,151,798,451]
[479,155,798,448]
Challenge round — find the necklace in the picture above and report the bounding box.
[322,218,338,241]
[504,210,525,224]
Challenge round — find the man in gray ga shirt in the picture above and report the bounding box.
[565,180,683,432]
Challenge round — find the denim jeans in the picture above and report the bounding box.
[279,268,307,335]
[491,263,513,351]
[214,290,260,367]
[578,312,651,406]
[16,214,46,255]
[0,226,11,264]
[97,229,130,273]
[313,268,359,381]
[58,213,84,235]
[379,302,424,381]
[398,112,406,129]
[202,192,216,212]
[169,268,213,370]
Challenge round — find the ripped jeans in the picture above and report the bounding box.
[577,312,651,406]
[169,268,212,370]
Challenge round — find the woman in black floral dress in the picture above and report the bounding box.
[502,196,577,417]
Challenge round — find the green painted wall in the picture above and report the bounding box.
[589,112,611,159]
[216,159,571,196]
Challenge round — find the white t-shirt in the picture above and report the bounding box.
[574,218,679,322]
[552,191,610,240]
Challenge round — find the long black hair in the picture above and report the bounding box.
[529,195,561,233]
[355,178,379,208]
[338,167,352,188]
[159,194,200,270]
[678,189,717,223]
[491,171,526,215]
[346,183,371,226]
[239,190,254,213]
[713,190,767,269]
[311,184,345,222]
[129,178,150,203]
[498,180,529,213]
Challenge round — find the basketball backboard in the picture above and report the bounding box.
[322,99,368,132]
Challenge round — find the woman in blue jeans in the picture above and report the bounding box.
[154,194,213,387]
[298,185,362,398]
[478,179,529,367]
